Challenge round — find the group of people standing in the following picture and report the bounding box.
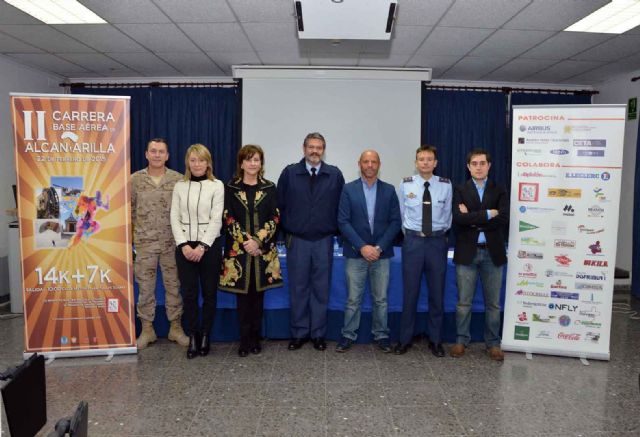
[131,132,509,361]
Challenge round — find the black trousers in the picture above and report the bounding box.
[236,267,264,349]
[176,238,221,335]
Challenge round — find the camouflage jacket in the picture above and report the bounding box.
[131,167,182,247]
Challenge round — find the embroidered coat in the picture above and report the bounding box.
[219,178,283,293]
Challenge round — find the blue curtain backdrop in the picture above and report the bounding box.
[634,119,640,298]
[71,86,239,182]
[422,90,508,187]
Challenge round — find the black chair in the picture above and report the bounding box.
[1,354,47,437]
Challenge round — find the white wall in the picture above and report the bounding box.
[593,70,640,274]
[0,55,61,295]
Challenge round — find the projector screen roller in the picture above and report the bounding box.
[241,78,422,186]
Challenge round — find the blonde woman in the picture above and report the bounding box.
[171,144,224,359]
[219,145,283,357]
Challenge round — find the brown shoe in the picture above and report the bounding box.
[450,343,466,358]
[488,346,505,361]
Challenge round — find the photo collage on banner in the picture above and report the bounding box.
[11,93,135,358]
[503,104,626,360]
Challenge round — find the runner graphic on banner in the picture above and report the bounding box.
[11,93,135,358]
[503,104,625,361]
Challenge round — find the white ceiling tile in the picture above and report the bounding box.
[310,55,359,66]
[0,25,94,53]
[407,53,461,71]
[567,62,639,84]
[8,53,90,76]
[258,51,309,66]
[524,60,606,82]
[0,2,42,24]
[358,53,413,67]
[153,0,236,23]
[0,32,43,53]
[180,23,254,52]
[439,0,530,28]
[78,0,170,24]
[243,22,299,52]
[362,25,431,54]
[116,24,201,52]
[228,0,295,23]
[482,58,558,81]
[53,24,146,53]
[156,52,225,75]
[56,53,130,74]
[207,51,261,73]
[395,0,454,26]
[522,32,613,60]
[442,56,512,80]
[416,27,494,56]
[106,52,180,75]
[571,35,640,62]
[470,29,555,58]
[504,0,609,31]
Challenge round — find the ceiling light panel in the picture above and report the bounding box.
[5,0,106,24]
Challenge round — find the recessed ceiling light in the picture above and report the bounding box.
[565,0,640,34]
[5,0,106,24]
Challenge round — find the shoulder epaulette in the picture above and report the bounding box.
[439,177,450,183]
[402,176,414,183]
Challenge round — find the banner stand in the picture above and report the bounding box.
[503,104,626,361]
[11,93,136,359]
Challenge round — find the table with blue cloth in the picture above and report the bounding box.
[139,247,506,344]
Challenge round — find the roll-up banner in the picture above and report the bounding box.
[11,93,136,358]
[503,104,626,361]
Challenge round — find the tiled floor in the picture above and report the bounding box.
[1,298,640,437]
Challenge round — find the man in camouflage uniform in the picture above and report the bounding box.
[132,138,189,348]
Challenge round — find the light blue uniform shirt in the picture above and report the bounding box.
[472,178,492,244]
[305,161,321,175]
[361,178,377,233]
[398,174,452,233]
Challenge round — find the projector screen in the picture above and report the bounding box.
[241,78,422,186]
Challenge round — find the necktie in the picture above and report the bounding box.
[310,167,317,192]
[422,181,432,236]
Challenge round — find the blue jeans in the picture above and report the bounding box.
[455,248,504,348]
[341,257,390,341]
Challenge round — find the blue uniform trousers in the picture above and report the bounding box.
[287,235,333,339]
[399,233,448,345]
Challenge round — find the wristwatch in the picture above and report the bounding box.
[375,245,382,253]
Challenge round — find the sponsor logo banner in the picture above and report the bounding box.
[548,188,581,198]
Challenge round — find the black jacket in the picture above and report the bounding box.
[219,178,283,293]
[453,179,509,266]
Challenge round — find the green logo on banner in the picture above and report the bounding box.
[519,221,538,232]
[514,326,530,340]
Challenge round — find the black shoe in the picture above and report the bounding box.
[312,337,327,351]
[375,338,392,353]
[238,348,249,357]
[250,344,262,355]
[335,337,353,353]
[199,333,210,357]
[288,338,309,350]
[393,343,411,355]
[428,342,445,357]
[187,332,201,359]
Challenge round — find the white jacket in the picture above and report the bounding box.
[170,178,224,247]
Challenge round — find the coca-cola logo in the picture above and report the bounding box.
[557,332,581,340]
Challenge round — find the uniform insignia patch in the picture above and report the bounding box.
[407,192,416,199]
[402,176,413,183]
[439,177,450,183]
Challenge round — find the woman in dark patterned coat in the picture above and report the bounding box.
[219,144,283,356]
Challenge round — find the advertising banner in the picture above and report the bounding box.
[502,104,625,360]
[11,93,135,358]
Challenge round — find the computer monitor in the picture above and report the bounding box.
[1,354,47,437]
